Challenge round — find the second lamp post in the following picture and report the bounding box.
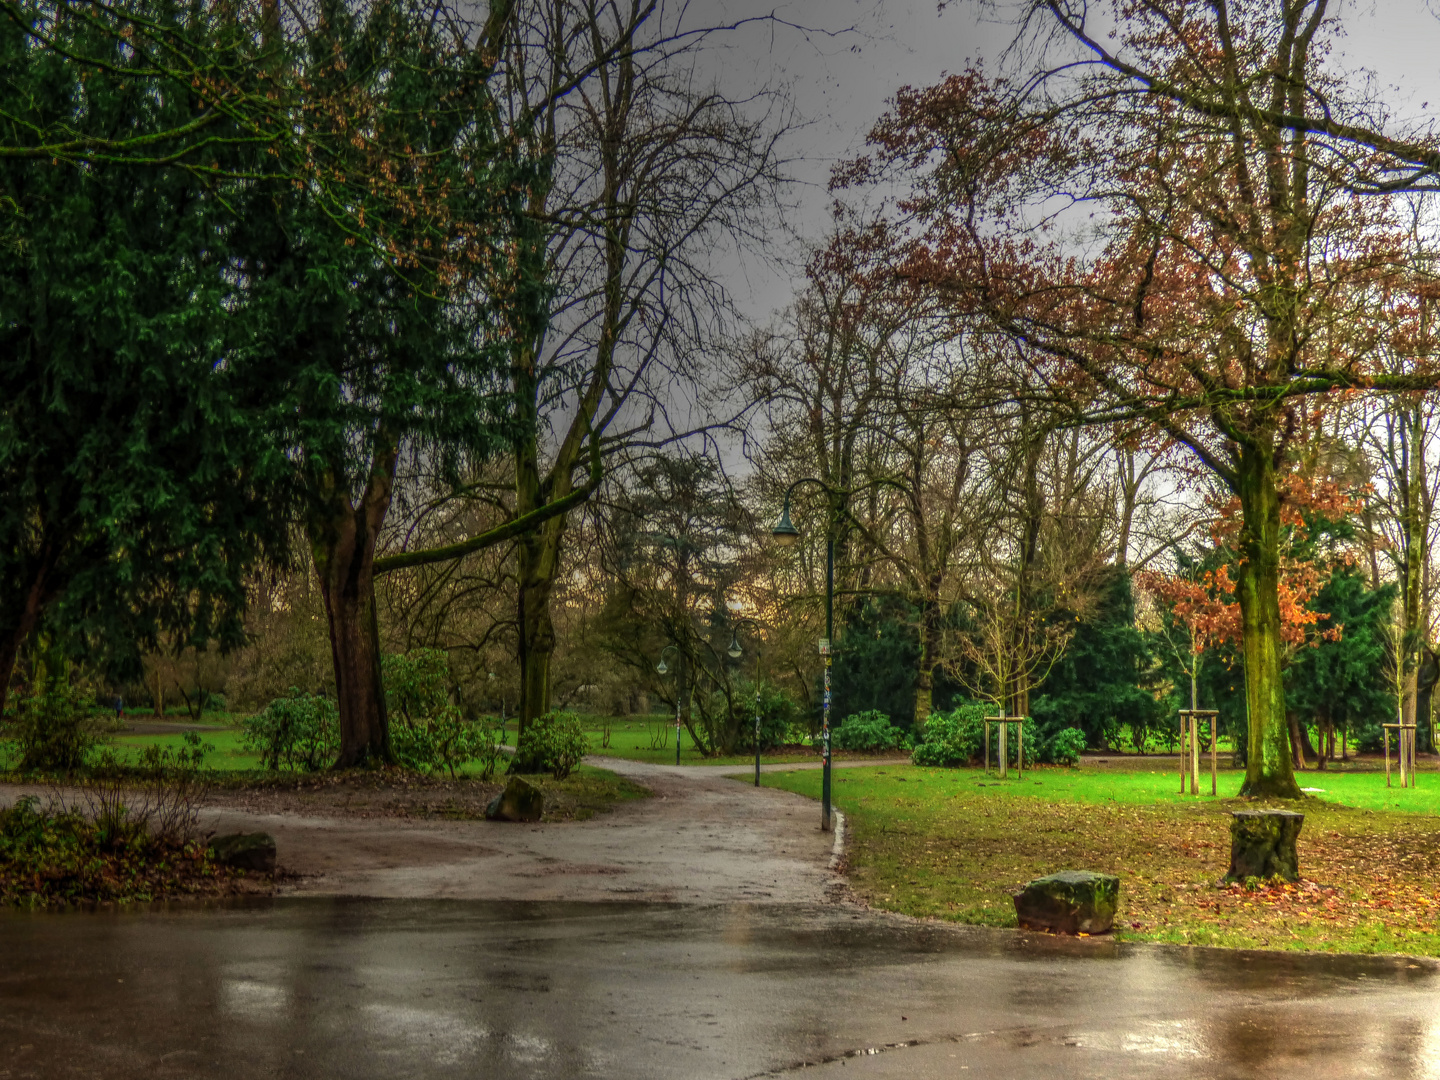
[772,477,838,832]
[726,621,764,786]
[656,644,683,766]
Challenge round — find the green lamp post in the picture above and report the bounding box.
[772,478,838,833]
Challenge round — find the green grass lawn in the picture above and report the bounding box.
[579,716,903,767]
[115,708,249,726]
[108,728,265,771]
[98,724,659,798]
[760,761,1440,956]
[94,713,896,771]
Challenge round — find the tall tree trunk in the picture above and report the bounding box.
[0,545,63,717]
[1287,711,1311,770]
[1399,404,1425,741]
[1235,446,1301,798]
[914,591,940,730]
[0,629,26,717]
[516,519,564,728]
[308,446,397,768]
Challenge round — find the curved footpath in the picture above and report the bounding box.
[1,757,891,903]
[232,757,852,902]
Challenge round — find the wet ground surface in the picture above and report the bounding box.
[2,898,1438,1079]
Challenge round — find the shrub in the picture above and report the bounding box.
[513,710,590,779]
[0,792,217,907]
[392,704,502,779]
[1046,727,1087,766]
[85,731,214,848]
[242,689,339,771]
[5,680,100,773]
[723,680,802,752]
[383,648,450,720]
[383,650,501,776]
[912,702,1038,768]
[831,710,906,751]
[911,702,985,767]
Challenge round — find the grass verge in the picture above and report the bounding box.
[761,762,1440,955]
[527,764,652,822]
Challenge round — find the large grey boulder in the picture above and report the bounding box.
[1226,809,1303,883]
[1013,870,1119,935]
[485,775,545,823]
[207,832,277,873]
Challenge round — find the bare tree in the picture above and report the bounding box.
[372,0,793,749]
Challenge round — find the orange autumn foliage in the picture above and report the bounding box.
[1143,476,1361,654]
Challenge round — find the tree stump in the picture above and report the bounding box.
[1226,810,1303,882]
[1013,870,1119,934]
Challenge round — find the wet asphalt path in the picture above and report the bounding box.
[3,898,1439,1079]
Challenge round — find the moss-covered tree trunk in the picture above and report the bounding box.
[516,524,562,727]
[0,541,64,717]
[913,585,942,729]
[1235,445,1301,799]
[1399,403,1426,738]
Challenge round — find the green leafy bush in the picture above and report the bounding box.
[722,680,802,752]
[383,648,450,719]
[831,710,906,751]
[912,703,1038,768]
[242,689,339,771]
[4,680,100,773]
[911,702,985,767]
[383,650,501,776]
[1046,727,1087,766]
[513,710,590,779]
[392,705,502,779]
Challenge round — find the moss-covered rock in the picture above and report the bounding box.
[1226,809,1303,882]
[485,775,545,822]
[1012,870,1119,934]
[207,832,277,873]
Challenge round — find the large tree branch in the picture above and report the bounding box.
[1044,1,1440,190]
[372,433,602,575]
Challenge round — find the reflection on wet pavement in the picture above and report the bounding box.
[0,899,1436,1079]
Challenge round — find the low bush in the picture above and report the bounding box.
[831,710,906,752]
[1,721,222,907]
[911,702,985,767]
[384,650,502,777]
[0,793,223,908]
[1046,727,1087,766]
[912,702,1038,768]
[3,680,101,773]
[86,729,213,846]
[242,689,340,771]
[723,680,803,752]
[392,705,503,779]
[513,710,590,779]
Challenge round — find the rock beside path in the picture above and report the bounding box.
[208,832,277,872]
[1226,809,1303,882]
[485,776,544,822]
[1013,870,1119,935]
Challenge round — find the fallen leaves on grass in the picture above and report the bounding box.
[765,765,1440,955]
